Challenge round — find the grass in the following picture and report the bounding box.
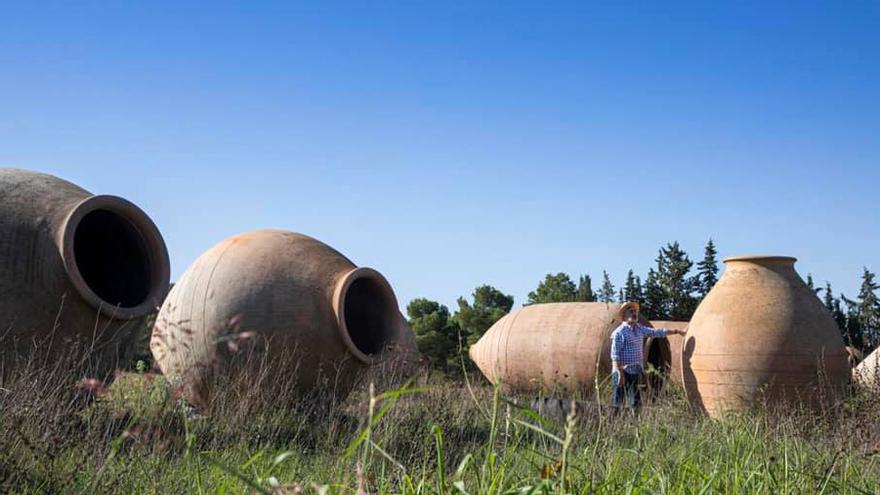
[2,347,880,494]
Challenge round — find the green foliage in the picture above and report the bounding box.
[696,238,719,297]
[824,282,853,347]
[811,268,879,352]
[4,367,880,494]
[855,269,880,346]
[642,268,666,320]
[837,268,880,351]
[454,285,514,348]
[575,274,595,302]
[408,286,513,377]
[527,273,578,304]
[407,298,460,374]
[654,242,699,320]
[854,268,880,348]
[598,270,615,303]
[622,269,643,305]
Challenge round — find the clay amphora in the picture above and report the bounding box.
[683,256,849,417]
[0,168,170,375]
[150,229,416,404]
[854,347,880,389]
[469,302,668,395]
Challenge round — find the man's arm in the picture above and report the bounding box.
[610,331,624,386]
[638,324,686,337]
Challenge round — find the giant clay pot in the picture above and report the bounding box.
[854,348,880,390]
[150,229,416,403]
[683,256,849,417]
[468,302,668,395]
[0,168,170,374]
[648,321,688,387]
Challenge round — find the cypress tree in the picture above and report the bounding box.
[575,275,595,302]
[836,297,854,348]
[842,294,864,350]
[623,269,644,304]
[656,242,698,320]
[643,268,666,320]
[824,282,851,346]
[855,268,880,348]
[696,238,719,297]
[599,270,616,303]
[823,281,834,312]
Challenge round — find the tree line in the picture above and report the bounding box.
[407,239,880,375]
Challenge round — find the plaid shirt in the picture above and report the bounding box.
[610,323,668,373]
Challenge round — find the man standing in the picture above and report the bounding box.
[610,302,687,411]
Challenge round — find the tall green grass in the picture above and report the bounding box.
[1,348,879,494]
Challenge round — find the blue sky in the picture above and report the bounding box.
[1,1,878,310]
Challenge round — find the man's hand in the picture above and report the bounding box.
[612,361,624,388]
[669,327,688,336]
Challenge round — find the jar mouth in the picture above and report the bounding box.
[333,267,402,364]
[61,195,171,320]
[724,255,797,265]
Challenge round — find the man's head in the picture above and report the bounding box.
[619,301,640,325]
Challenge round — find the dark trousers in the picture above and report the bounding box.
[611,370,641,410]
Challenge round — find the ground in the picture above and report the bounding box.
[2,362,879,494]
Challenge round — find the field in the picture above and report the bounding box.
[2,351,880,495]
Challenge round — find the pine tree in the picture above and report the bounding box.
[656,242,699,320]
[836,297,853,347]
[528,273,577,304]
[454,285,514,347]
[623,269,643,304]
[575,275,595,302]
[841,268,879,350]
[696,238,719,297]
[855,268,880,348]
[642,268,666,320]
[806,274,820,294]
[406,298,459,374]
[617,288,625,303]
[599,270,615,303]
[824,282,851,346]
[842,294,864,350]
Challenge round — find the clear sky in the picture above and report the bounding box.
[1,1,878,310]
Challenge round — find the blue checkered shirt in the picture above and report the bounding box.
[610,323,668,373]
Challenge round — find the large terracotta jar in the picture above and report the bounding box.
[683,256,849,417]
[0,168,170,375]
[150,229,417,404]
[854,348,880,389]
[469,302,669,395]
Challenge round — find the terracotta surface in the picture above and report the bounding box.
[0,168,170,374]
[150,229,416,403]
[854,348,880,389]
[648,321,688,386]
[468,302,666,395]
[683,256,849,417]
